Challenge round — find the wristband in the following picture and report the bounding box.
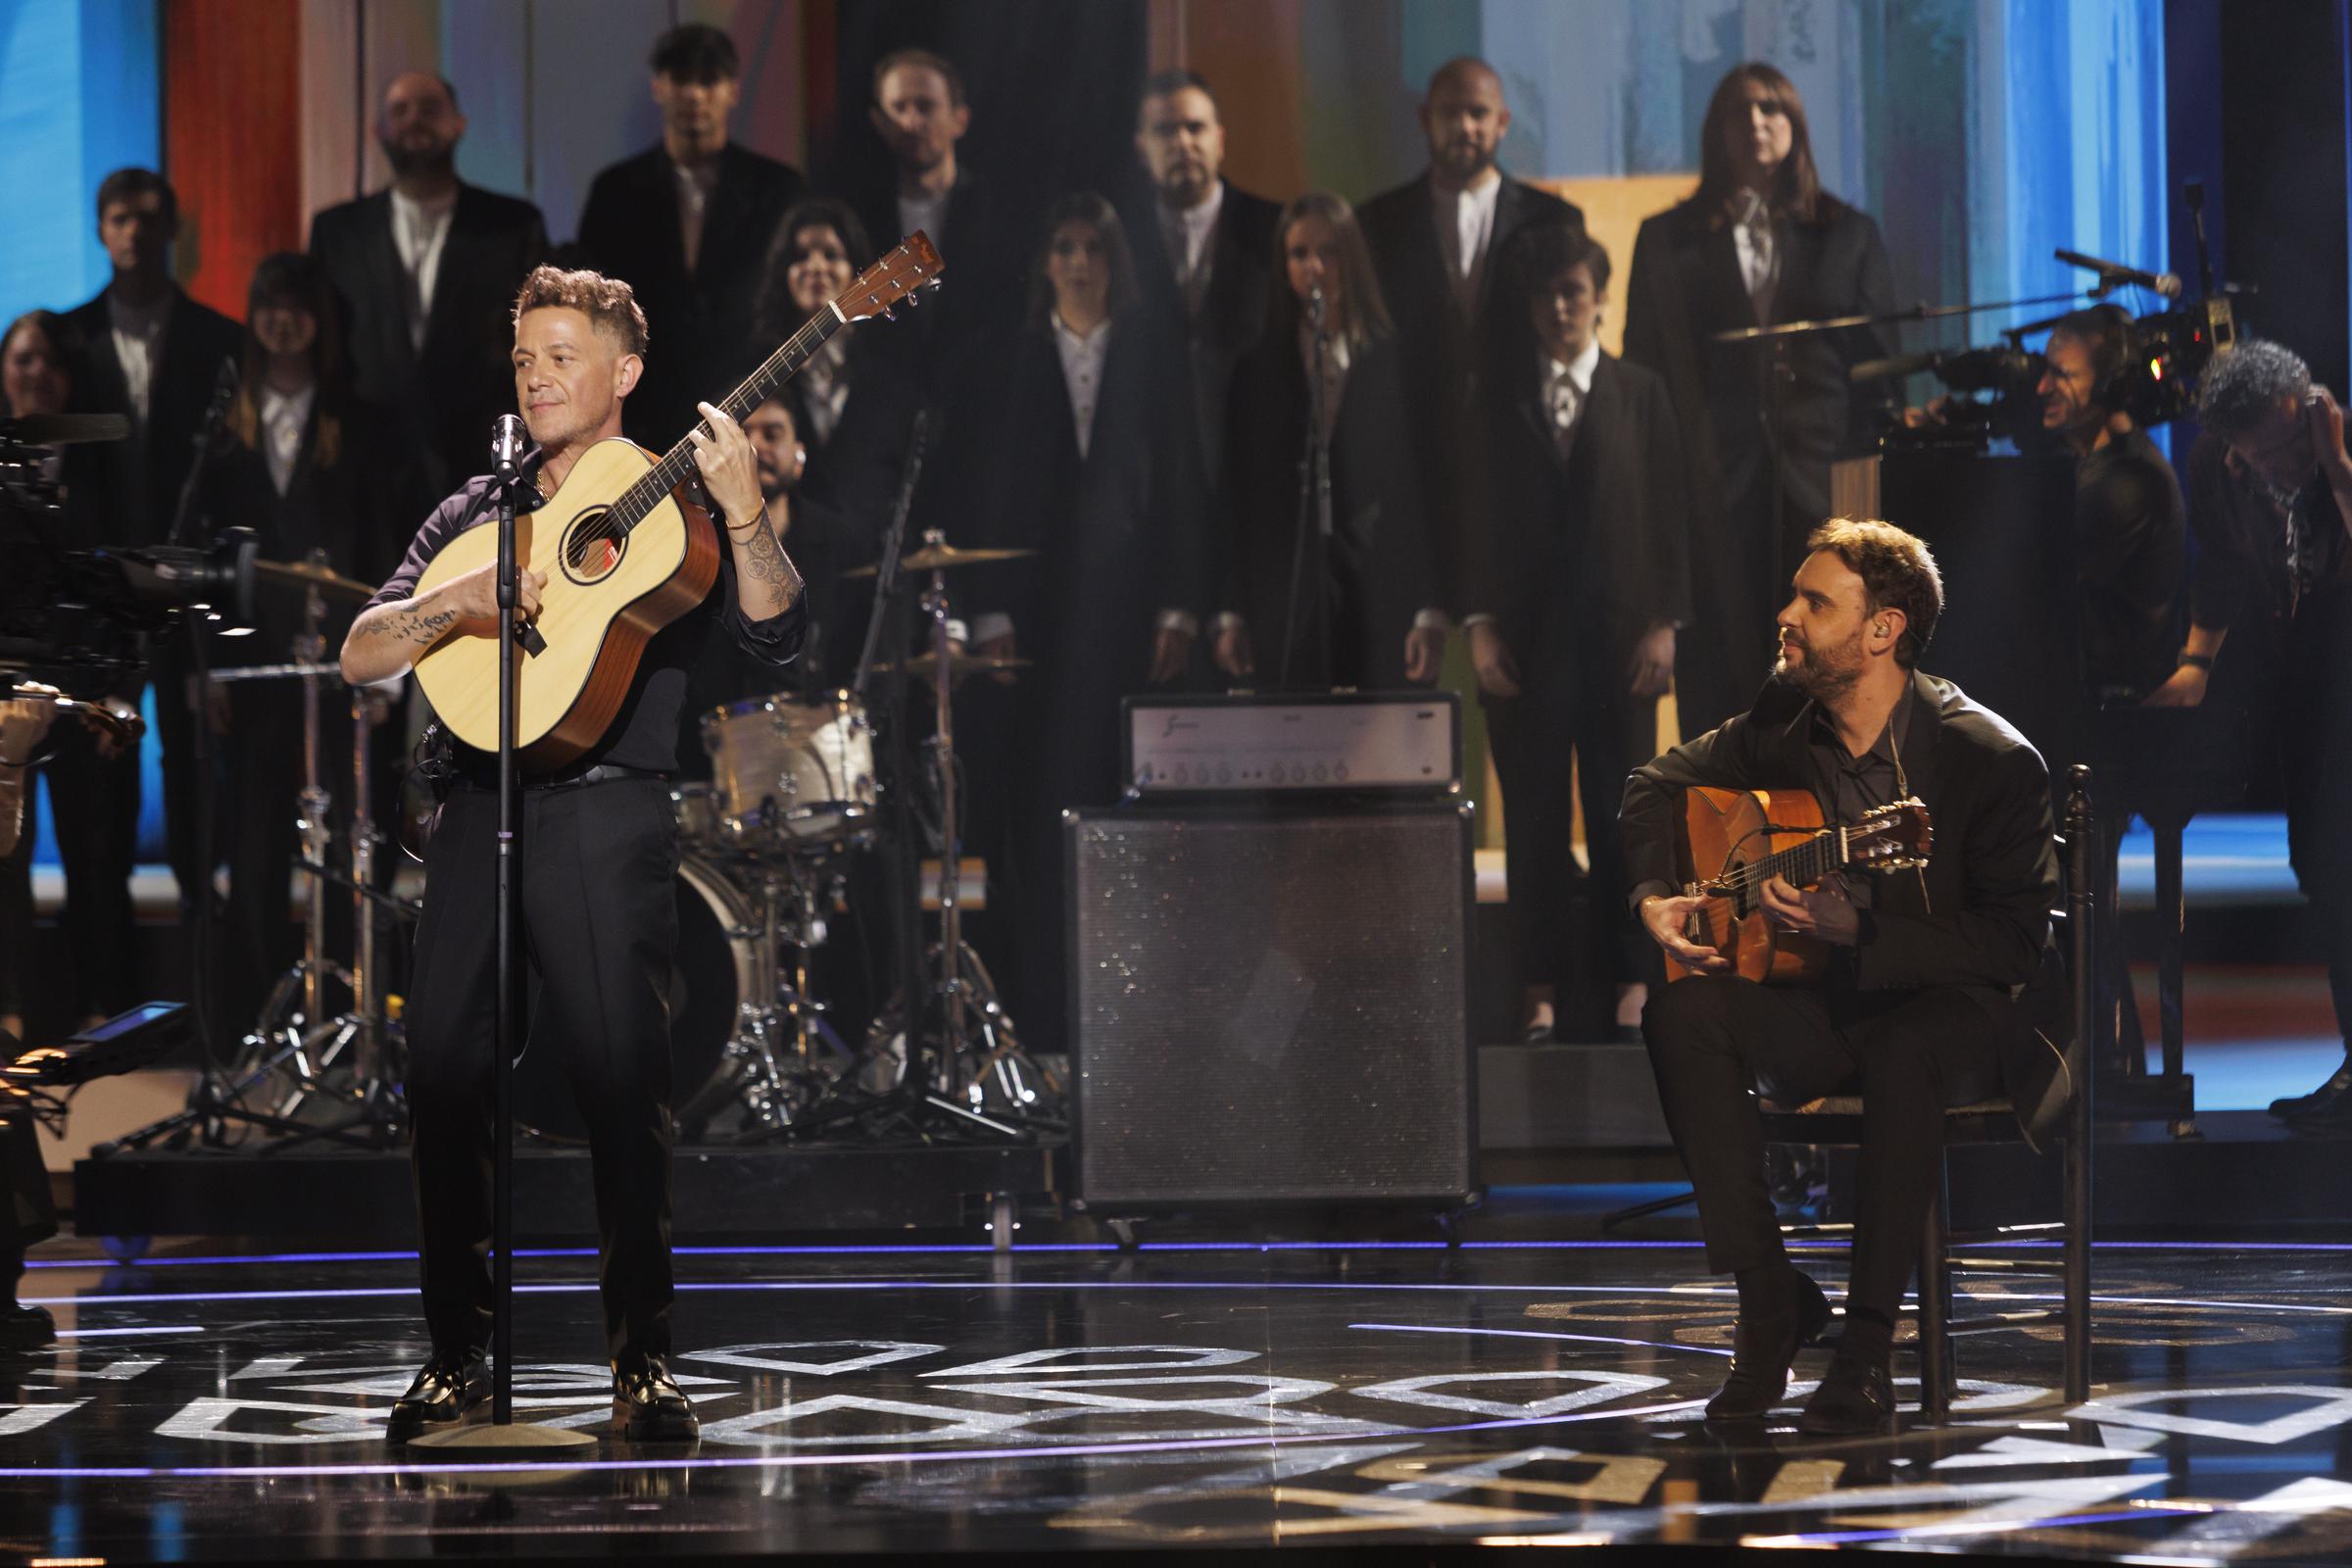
[2177,653,2214,672]
[0,754,27,769]
[724,506,767,535]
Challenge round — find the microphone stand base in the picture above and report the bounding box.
[409,1419,601,1461]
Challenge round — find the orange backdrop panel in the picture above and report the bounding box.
[168,0,304,319]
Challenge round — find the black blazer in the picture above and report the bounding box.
[1622,192,1894,532]
[1118,177,1281,483]
[1220,330,1435,689]
[308,183,548,497]
[1358,172,1584,612]
[578,143,808,446]
[1467,349,1691,655]
[852,168,1021,395]
[63,286,244,548]
[1621,668,2073,1144]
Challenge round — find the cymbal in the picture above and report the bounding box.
[842,542,1037,578]
[870,652,1033,682]
[252,558,375,603]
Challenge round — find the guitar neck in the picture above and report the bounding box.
[1705,828,1845,896]
[610,304,847,532]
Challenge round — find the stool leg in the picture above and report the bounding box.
[2063,1129,2091,1403]
[1918,1162,1952,1424]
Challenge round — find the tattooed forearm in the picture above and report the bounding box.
[398,607,464,644]
[732,515,805,616]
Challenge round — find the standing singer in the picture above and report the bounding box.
[339,266,808,1442]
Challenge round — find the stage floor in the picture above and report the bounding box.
[9,1239,2352,1563]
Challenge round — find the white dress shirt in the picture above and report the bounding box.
[389,186,457,352]
[1431,172,1502,319]
[106,290,172,426]
[801,338,852,447]
[897,187,950,247]
[1298,322,1351,447]
[1157,180,1224,317]
[670,158,719,274]
[1545,339,1601,451]
[258,383,316,497]
[1731,188,1779,321]
[1051,313,1112,460]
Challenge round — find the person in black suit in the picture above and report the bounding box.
[1628,519,2068,1434]
[1623,62,1896,736]
[1214,192,1443,692]
[62,169,244,931]
[1121,71,1280,679]
[958,193,1205,1051]
[196,255,406,1034]
[1359,58,1584,621]
[308,73,548,502]
[1465,228,1690,1043]
[578,24,808,448]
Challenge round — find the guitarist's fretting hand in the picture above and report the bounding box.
[1759,875,1859,946]
[1639,894,1733,976]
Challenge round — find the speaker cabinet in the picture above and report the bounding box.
[1066,804,1479,1207]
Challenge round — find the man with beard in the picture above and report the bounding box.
[310,73,548,500]
[1357,57,1582,621]
[578,24,808,447]
[1622,519,2068,1434]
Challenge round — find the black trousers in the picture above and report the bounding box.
[0,726,142,1025]
[1642,975,2002,1323]
[1482,613,1649,998]
[2283,585,2352,1051]
[407,775,680,1366]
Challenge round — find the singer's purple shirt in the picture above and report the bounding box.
[366,473,807,774]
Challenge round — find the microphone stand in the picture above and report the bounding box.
[412,419,591,1458]
[1277,288,1335,689]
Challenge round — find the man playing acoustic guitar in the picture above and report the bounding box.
[341,266,808,1442]
[1623,518,2068,1435]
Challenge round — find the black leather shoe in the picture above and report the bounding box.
[612,1355,699,1442]
[0,1303,55,1350]
[387,1349,489,1438]
[1797,1350,1896,1435]
[1706,1268,1834,1420]
[2271,1053,2352,1120]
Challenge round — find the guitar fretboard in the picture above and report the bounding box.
[608,304,846,532]
[1707,829,1840,899]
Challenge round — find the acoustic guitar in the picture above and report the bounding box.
[1668,787,1933,985]
[410,232,944,767]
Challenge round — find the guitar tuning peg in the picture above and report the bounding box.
[880,306,896,321]
[904,291,922,310]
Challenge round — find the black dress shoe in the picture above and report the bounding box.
[1706,1268,1834,1420]
[2271,1053,2352,1120]
[1797,1350,1896,1435]
[387,1349,489,1438]
[612,1355,699,1441]
[0,1303,55,1351]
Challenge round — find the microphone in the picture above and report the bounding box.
[491,413,527,479]
[2055,248,2181,299]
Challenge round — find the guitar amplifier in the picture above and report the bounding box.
[1121,691,1459,798]
[1066,803,1479,1208]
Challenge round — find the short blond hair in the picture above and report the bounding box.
[512,265,648,356]
[1805,517,1943,667]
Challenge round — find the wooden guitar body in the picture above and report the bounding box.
[1671,786,1832,986]
[410,437,718,768]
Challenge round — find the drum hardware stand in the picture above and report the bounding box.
[696,855,863,1141]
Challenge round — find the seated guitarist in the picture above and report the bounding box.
[1623,518,2068,1434]
[339,266,808,1442]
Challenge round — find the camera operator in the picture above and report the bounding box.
[0,684,61,1350]
[2150,340,2352,1125]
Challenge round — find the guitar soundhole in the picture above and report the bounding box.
[562,508,626,584]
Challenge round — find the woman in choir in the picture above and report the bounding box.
[1622,61,1895,734]
[1215,190,1440,692]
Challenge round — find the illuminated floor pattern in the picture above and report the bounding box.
[6,1242,2352,1562]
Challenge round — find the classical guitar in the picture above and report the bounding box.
[1667,787,1933,985]
[410,231,944,767]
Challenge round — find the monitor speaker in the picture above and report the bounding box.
[1065,804,1479,1207]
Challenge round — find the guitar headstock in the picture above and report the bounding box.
[1849,798,1932,872]
[834,231,946,323]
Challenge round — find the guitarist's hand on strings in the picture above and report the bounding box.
[1759,875,1860,946]
[689,401,764,525]
[1639,894,1732,976]
[440,559,546,635]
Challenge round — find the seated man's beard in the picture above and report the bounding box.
[383,140,455,179]
[1777,628,1867,702]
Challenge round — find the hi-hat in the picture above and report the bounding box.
[842,543,1036,578]
[870,651,1033,682]
[253,558,375,603]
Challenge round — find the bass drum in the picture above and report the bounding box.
[514,856,758,1144]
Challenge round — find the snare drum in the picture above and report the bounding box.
[701,689,876,850]
[670,782,723,845]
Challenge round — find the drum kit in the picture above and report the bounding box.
[119,521,1064,1152]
